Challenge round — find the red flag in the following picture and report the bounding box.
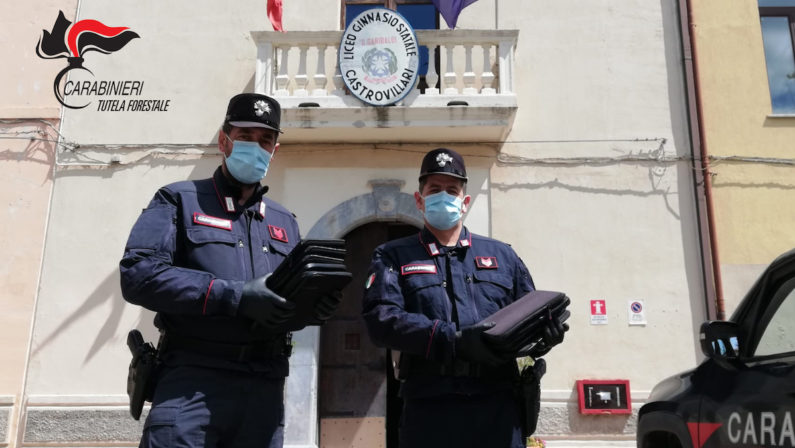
[268,0,284,32]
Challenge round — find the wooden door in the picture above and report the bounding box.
[319,222,417,448]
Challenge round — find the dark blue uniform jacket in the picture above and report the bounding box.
[362,226,535,398]
[120,167,299,376]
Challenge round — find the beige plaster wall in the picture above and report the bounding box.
[691,0,795,314]
[0,122,56,392]
[59,0,339,146]
[0,0,78,118]
[1,0,76,445]
[486,0,704,391]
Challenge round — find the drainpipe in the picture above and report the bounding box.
[677,0,726,320]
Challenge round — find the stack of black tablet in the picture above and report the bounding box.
[481,290,571,357]
[266,239,353,331]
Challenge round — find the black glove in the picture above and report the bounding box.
[529,314,569,358]
[313,290,342,322]
[455,321,509,366]
[542,313,568,346]
[238,274,296,331]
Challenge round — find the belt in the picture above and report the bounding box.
[161,332,292,362]
[407,359,486,378]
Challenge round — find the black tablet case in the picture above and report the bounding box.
[264,239,353,331]
[481,290,570,356]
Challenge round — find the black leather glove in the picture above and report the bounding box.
[313,290,342,322]
[238,274,296,331]
[543,314,568,346]
[529,314,569,358]
[455,321,509,366]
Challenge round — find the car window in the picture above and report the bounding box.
[754,277,795,357]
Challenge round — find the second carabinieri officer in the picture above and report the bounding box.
[362,148,563,447]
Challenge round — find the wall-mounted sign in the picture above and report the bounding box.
[576,379,632,415]
[339,8,420,106]
[628,299,647,326]
[590,299,608,325]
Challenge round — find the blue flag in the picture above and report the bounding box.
[432,0,479,29]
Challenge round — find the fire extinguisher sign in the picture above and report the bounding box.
[590,299,608,325]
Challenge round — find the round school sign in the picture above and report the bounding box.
[339,8,420,106]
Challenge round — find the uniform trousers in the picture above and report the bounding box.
[399,388,524,448]
[140,365,285,448]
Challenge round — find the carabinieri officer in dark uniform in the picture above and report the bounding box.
[362,148,541,447]
[120,93,336,448]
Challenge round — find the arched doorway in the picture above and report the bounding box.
[318,221,418,448]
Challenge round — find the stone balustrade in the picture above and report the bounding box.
[251,29,518,109]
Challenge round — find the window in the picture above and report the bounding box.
[342,0,437,29]
[759,0,795,114]
[343,0,438,82]
[754,277,795,357]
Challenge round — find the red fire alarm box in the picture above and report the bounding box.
[576,379,632,414]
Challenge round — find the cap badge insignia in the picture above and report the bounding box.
[436,152,453,167]
[254,100,270,117]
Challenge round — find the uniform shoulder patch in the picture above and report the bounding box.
[268,225,288,243]
[475,256,498,269]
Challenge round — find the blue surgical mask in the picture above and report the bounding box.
[224,138,272,184]
[422,191,464,230]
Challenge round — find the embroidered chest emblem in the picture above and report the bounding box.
[401,264,437,275]
[268,225,288,242]
[193,213,232,230]
[475,256,498,269]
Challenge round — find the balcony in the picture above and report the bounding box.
[251,29,519,144]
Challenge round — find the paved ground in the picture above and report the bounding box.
[544,440,635,447]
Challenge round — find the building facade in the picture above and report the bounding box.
[688,0,795,318]
[0,0,741,446]
[0,0,76,446]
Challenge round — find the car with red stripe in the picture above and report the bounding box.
[637,249,795,448]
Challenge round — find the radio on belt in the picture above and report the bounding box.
[576,379,632,414]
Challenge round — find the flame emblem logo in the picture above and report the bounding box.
[436,152,453,167]
[36,11,139,109]
[254,100,270,116]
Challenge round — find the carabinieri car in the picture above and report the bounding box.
[637,249,795,448]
